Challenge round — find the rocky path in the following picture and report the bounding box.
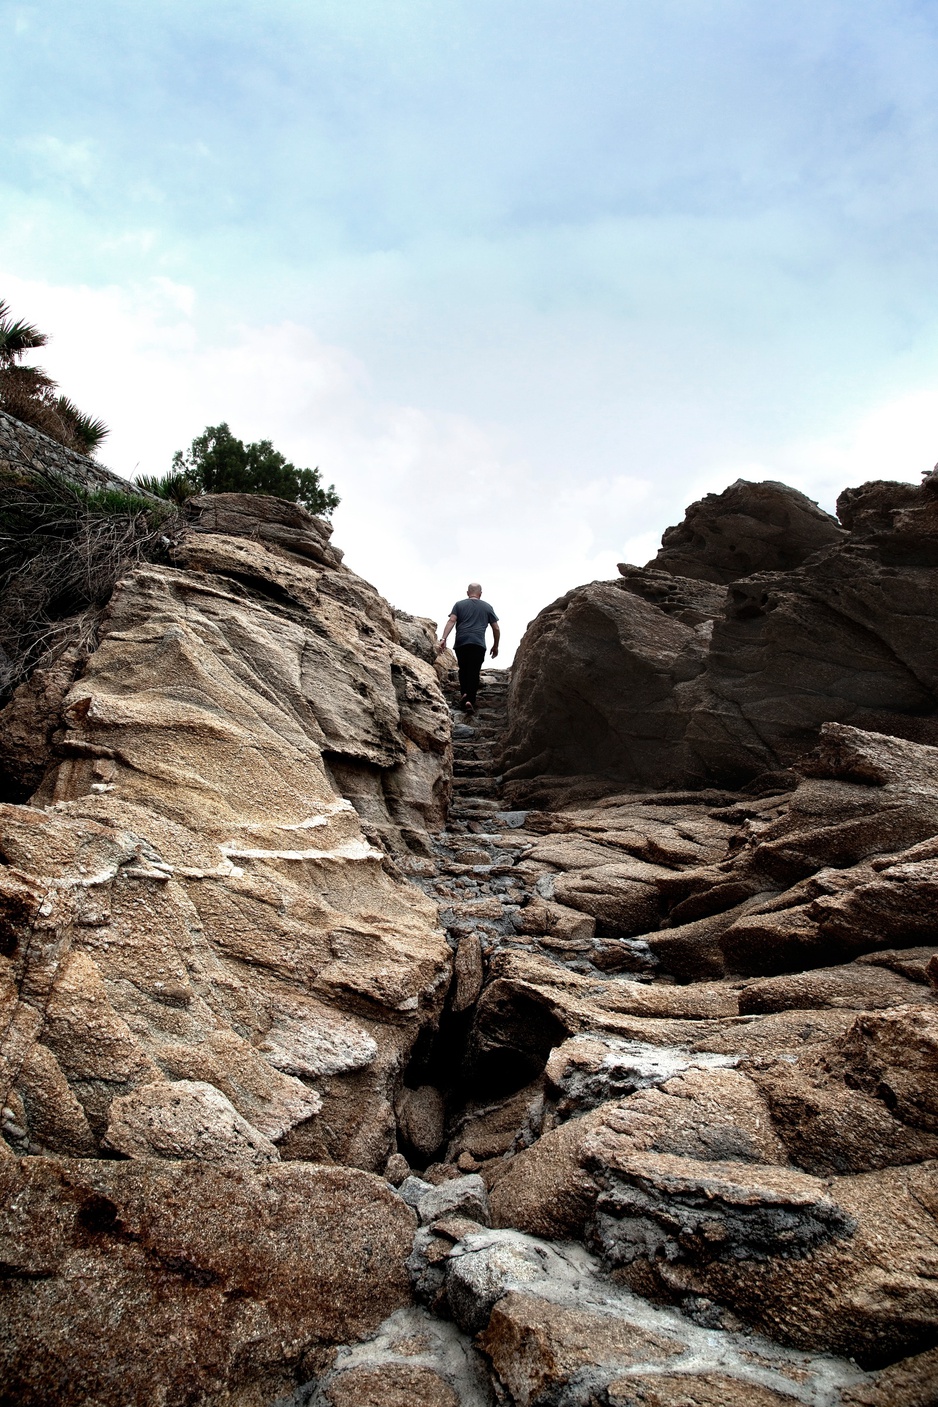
[417,669,531,960]
[332,672,889,1407]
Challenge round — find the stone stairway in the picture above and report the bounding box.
[414,666,641,980]
[415,669,537,964]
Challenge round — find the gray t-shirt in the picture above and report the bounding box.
[451,598,498,647]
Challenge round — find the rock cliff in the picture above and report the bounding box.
[501,474,938,798]
[2,433,937,1406]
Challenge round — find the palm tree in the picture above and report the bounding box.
[0,301,48,365]
[0,299,109,458]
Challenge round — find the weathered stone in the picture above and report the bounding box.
[446,1081,545,1165]
[320,1363,460,1406]
[490,1068,785,1242]
[306,1306,491,1407]
[478,1290,684,1405]
[0,644,85,801]
[839,1346,938,1407]
[750,1038,938,1176]
[0,491,453,1174]
[839,1005,938,1133]
[451,932,485,1012]
[500,582,708,792]
[397,1085,446,1161]
[103,1078,284,1165]
[415,1173,490,1228]
[502,476,938,791]
[647,479,845,586]
[589,1152,856,1267]
[738,964,929,1015]
[653,1161,938,1366]
[0,1157,415,1406]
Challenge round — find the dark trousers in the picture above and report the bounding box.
[455,644,486,706]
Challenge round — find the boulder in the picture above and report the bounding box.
[499,581,708,791]
[737,964,928,1015]
[490,1067,785,1241]
[397,1085,446,1161]
[502,477,938,791]
[308,1306,491,1407]
[750,1036,938,1177]
[0,1157,415,1406]
[102,1078,284,1165]
[648,478,845,585]
[651,1161,938,1367]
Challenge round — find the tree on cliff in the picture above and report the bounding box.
[0,300,109,457]
[155,422,339,516]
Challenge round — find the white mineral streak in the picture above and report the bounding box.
[277,799,356,830]
[218,839,383,862]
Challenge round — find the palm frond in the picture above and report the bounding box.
[54,396,109,455]
[0,310,48,365]
[135,471,198,504]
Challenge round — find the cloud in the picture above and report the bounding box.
[5,270,934,666]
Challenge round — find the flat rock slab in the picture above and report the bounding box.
[0,1157,415,1407]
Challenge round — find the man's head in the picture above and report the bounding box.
[467,582,482,598]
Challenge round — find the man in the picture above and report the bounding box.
[438,583,500,714]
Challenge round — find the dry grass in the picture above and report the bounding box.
[0,464,181,702]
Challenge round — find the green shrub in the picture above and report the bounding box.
[172,422,339,516]
[135,470,199,505]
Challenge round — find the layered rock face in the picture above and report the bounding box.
[501,474,938,797]
[0,479,454,1402]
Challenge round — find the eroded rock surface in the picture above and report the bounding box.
[4,451,938,1405]
[501,474,938,794]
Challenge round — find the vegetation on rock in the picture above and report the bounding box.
[0,461,177,700]
[0,299,109,457]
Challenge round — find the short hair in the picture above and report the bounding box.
[467,582,482,595]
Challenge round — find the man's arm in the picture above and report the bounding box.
[490,622,500,658]
[437,614,458,654]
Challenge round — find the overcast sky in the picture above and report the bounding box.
[4,1,938,658]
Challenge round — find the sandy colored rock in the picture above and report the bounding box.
[447,1080,545,1165]
[322,1362,460,1406]
[503,476,938,790]
[0,1156,415,1406]
[590,1151,856,1268]
[499,581,708,791]
[488,1111,601,1238]
[0,493,453,1171]
[654,1160,938,1366]
[491,1067,785,1241]
[738,963,929,1014]
[856,944,938,985]
[451,931,484,1012]
[839,1346,938,1407]
[604,1371,812,1406]
[103,1078,283,1165]
[839,1004,938,1132]
[397,1085,446,1161]
[751,1040,938,1176]
[0,643,84,801]
[478,1290,684,1406]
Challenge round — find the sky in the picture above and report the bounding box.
[4,1,938,659]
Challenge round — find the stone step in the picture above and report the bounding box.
[453,761,492,778]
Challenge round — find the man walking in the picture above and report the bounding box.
[438,583,500,714]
